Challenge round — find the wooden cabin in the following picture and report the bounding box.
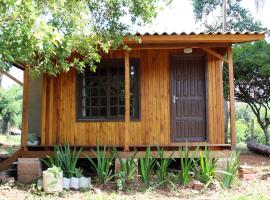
[4,31,266,163]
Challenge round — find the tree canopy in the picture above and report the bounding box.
[192,0,267,32]
[0,85,23,130]
[232,41,270,144]
[0,0,169,76]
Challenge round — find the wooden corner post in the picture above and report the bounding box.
[21,66,30,148]
[124,51,130,151]
[227,46,236,148]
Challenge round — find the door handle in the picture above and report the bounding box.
[173,96,179,103]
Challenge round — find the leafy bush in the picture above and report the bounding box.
[156,146,173,182]
[236,120,249,143]
[87,144,115,184]
[193,147,218,184]
[179,146,197,186]
[138,146,156,186]
[222,151,240,188]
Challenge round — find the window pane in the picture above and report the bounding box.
[91,108,99,116]
[91,87,98,96]
[91,97,98,106]
[110,86,117,96]
[100,107,106,116]
[100,97,107,107]
[120,107,125,116]
[110,107,117,116]
[78,59,140,120]
[110,97,117,106]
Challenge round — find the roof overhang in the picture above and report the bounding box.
[124,31,265,49]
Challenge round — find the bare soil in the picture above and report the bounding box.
[0,152,270,200]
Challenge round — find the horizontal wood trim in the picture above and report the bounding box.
[124,34,264,44]
[0,147,22,171]
[22,149,232,158]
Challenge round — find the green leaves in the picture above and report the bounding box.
[87,144,116,184]
[222,151,240,188]
[0,85,22,129]
[55,144,83,178]
[179,145,197,186]
[191,0,268,32]
[138,146,156,186]
[156,146,173,183]
[224,41,270,143]
[0,0,165,76]
[193,146,218,184]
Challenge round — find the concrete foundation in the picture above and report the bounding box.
[17,158,42,184]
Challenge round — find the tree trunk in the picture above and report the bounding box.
[247,139,270,155]
[263,127,270,145]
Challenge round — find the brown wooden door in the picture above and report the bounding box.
[170,55,207,142]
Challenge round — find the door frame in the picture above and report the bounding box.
[169,53,209,143]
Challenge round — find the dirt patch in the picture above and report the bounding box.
[240,153,270,167]
[0,152,270,200]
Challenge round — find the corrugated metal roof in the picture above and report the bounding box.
[133,31,265,36]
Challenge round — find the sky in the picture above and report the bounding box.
[2,0,270,88]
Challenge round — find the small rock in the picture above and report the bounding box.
[94,188,103,194]
[261,174,268,180]
[239,165,254,174]
[187,181,194,188]
[37,179,43,187]
[192,180,205,191]
[241,173,255,180]
[1,177,15,184]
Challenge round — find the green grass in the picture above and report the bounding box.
[0,134,21,154]
[0,134,21,146]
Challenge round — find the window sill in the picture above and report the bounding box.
[76,118,141,123]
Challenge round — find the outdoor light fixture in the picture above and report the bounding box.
[184,48,192,54]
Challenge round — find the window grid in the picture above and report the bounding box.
[77,59,140,120]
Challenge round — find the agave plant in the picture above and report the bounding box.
[179,145,197,186]
[41,145,62,168]
[118,151,137,181]
[55,144,83,178]
[156,146,173,183]
[193,146,218,184]
[139,146,156,187]
[222,151,240,188]
[87,144,116,184]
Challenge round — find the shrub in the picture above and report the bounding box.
[193,146,218,184]
[87,144,115,184]
[156,146,173,183]
[179,146,197,186]
[222,151,240,188]
[138,146,156,186]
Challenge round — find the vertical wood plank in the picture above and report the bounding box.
[227,46,236,148]
[124,51,130,151]
[41,75,47,145]
[21,66,30,147]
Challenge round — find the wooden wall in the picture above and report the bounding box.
[40,49,225,146]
